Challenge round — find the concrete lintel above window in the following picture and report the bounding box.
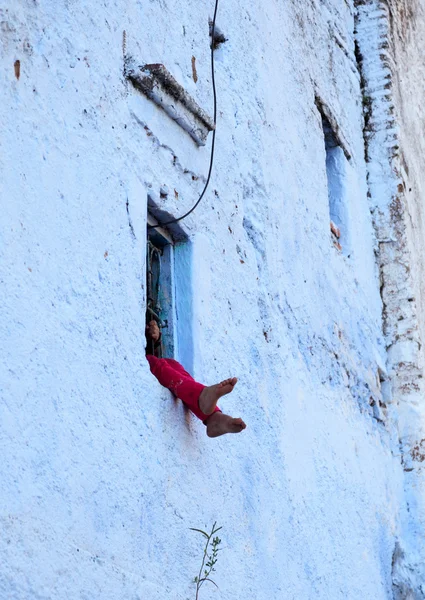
[147,193,188,243]
[147,212,174,247]
[127,62,215,146]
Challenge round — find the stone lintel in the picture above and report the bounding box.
[315,95,353,161]
[127,62,215,146]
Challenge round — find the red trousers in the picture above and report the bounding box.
[147,356,221,422]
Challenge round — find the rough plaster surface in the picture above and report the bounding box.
[355,1,425,596]
[1,0,421,598]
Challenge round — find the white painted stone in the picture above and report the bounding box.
[127,62,215,146]
[355,0,425,596]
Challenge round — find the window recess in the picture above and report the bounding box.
[316,98,352,254]
[146,213,175,358]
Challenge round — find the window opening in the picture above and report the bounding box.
[321,112,349,253]
[146,214,175,358]
[146,240,163,356]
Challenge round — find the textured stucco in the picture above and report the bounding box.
[355,1,425,596]
[0,0,415,598]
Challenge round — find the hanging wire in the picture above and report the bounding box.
[148,0,219,230]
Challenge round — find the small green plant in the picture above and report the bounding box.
[190,522,222,599]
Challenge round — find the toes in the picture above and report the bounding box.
[221,377,237,387]
[231,418,246,432]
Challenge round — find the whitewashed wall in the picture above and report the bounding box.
[356,1,425,597]
[0,0,408,598]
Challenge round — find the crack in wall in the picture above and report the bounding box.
[126,195,136,240]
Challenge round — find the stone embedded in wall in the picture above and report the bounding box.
[209,20,228,49]
[315,95,353,160]
[126,62,215,146]
[355,1,425,597]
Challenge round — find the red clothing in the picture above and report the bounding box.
[147,355,221,422]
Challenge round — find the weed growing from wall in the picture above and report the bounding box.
[190,522,222,599]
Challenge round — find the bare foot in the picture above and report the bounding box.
[206,412,247,438]
[198,377,238,415]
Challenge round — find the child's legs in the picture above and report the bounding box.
[161,358,192,379]
[146,356,221,422]
[146,355,182,388]
[146,356,194,390]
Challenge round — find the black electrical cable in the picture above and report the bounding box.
[148,0,219,230]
